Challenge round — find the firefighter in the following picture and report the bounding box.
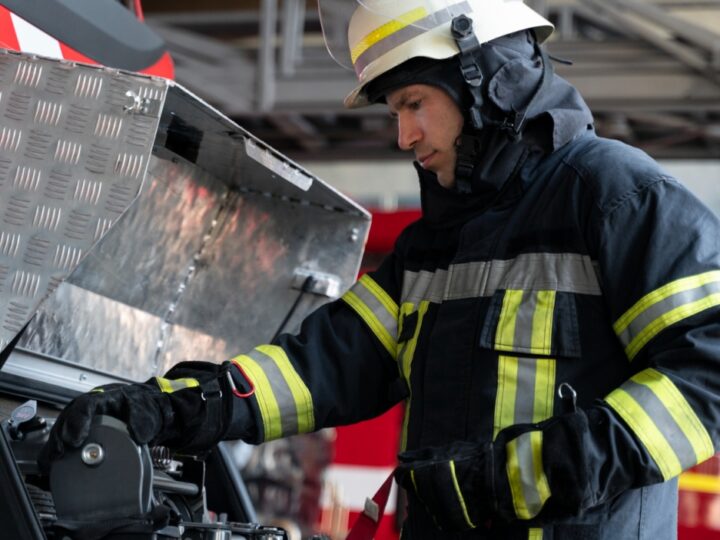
[43,0,720,538]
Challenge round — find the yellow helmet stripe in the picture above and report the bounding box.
[351,2,472,74]
[351,6,429,64]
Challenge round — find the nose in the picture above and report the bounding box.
[397,113,421,151]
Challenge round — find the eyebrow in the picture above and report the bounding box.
[388,90,419,115]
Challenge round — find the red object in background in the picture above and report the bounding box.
[364,209,422,254]
[679,456,720,539]
[133,0,146,21]
[0,4,174,80]
[319,209,421,540]
[0,6,19,50]
[330,406,405,540]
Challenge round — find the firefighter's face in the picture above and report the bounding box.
[386,84,464,189]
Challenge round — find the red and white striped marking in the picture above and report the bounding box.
[10,11,62,58]
[318,404,404,539]
[0,6,173,78]
[322,464,398,514]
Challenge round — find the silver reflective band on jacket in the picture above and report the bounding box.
[402,252,602,305]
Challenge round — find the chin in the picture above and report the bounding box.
[436,175,455,190]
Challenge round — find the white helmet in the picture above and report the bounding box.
[320,0,554,109]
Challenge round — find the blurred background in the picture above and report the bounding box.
[6,0,720,538]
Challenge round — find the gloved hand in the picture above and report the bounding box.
[395,440,493,532]
[40,360,256,470]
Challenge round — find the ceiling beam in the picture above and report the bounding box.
[144,0,720,159]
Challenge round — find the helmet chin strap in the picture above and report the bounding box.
[450,15,554,195]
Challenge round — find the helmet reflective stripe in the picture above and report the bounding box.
[344,0,554,108]
[351,6,428,65]
[352,2,470,76]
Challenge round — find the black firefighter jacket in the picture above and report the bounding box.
[232,130,720,539]
[231,75,720,538]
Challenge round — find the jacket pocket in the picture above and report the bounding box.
[479,288,581,439]
[480,288,581,358]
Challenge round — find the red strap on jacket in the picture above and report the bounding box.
[345,472,395,540]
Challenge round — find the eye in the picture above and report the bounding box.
[408,99,422,111]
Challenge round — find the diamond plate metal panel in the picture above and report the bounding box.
[18,155,369,381]
[2,51,370,388]
[18,156,223,381]
[0,51,166,352]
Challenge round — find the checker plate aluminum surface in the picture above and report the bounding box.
[0,51,370,387]
[0,52,165,352]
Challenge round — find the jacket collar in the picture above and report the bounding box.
[419,67,593,228]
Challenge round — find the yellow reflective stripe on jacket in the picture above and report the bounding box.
[232,345,315,441]
[449,459,476,529]
[398,301,430,383]
[342,274,398,358]
[256,345,314,434]
[529,529,543,540]
[408,468,441,528]
[399,301,430,451]
[605,368,714,480]
[155,377,200,393]
[531,291,556,355]
[232,354,282,441]
[408,468,441,529]
[496,290,524,349]
[495,290,557,356]
[533,359,556,424]
[493,289,557,439]
[506,431,551,520]
[614,271,720,360]
[494,356,556,437]
[495,356,520,439]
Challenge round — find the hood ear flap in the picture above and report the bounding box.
[487,56,542,114]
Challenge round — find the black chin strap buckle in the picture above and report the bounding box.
[451,15,484,132]
[453,132,481,194]
[454,160,474,194]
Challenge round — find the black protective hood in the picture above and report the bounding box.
[408,31,595,228]
[366,55,472,111]
[481,31,593,152]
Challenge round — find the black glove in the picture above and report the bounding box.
[40,360,256,470]
[395,440,493,532]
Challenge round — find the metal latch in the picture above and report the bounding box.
[291,268,342,299]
